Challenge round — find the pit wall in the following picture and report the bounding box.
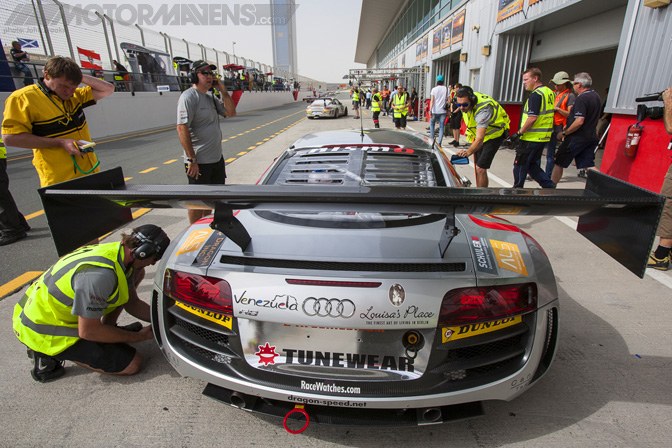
[0,90,313,147]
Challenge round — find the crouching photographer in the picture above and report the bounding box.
[647,86,672,271]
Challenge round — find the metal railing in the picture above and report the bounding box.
[1,0,321,91]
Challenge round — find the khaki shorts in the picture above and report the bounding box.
[658,164,672,239]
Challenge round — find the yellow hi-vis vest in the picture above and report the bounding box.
[371,93,382,112]
[13,243,132,356]
[393,92,408,117]
[521,85,555,142]
[352,90,360,102]
[463,92,510,143]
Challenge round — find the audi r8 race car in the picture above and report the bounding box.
[39,129,664,428]
[306,98,348,118]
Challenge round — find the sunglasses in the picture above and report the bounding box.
[199,71,215,76]
[456,102,470,107]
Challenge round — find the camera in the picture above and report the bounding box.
[635,91,665,122]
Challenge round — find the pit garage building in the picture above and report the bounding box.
[355,0,672,192]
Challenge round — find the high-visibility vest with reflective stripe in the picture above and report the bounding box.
[13,242,131,356]
[1,139,6,159]
[393,92,408,117]
[371,93,382,112]
[553,89,571,126]
[352,90,360,102]
[521,85,555,142]
[463,92,510,144]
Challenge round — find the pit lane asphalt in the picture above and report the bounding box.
[0,100,309,295]
[1,94,670,447]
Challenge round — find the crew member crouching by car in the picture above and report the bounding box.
[13,225,170,382]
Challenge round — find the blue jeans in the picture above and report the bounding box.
[15,63,33,85]
[513,141,555,188]
[430,113,446,144]
[546,125,562,176]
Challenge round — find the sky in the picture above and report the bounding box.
[82,0,367,83]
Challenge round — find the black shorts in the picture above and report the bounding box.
[53,339,136,373]
[450,111,463,129]
[186,156,226,184]
[394,114,407,128]
[474,134,505,169]
[554,139,597,169]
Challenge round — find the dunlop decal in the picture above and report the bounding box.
[442,316,522,343]
[175,302,232,329]
[469,236,498,275]
[491,239,528,276]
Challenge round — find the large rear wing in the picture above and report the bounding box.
[39,167,665,278]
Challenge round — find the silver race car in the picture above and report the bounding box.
[39,129,664,427]
[306,97,348,118]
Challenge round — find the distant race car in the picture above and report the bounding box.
[39,129,664,429]
[306,98,348,118]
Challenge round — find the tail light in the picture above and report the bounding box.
[164,269,233,315]
[438,283,537,326]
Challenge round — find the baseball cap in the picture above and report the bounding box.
[191,60,217,72]
[436,75,444,82]
[550,71,571,85]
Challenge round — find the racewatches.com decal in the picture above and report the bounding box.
[469,236,498,275]
[300,380,361,395]
[491,239,528,276]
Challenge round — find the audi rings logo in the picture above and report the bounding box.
[302,298,356,318]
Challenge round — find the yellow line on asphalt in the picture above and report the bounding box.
[247,146,256,150]
[125,177,133,181]
[164,159,177,164]
[25,210,44,220]
[0,271,43,299]
[225,158,236,163]
[140,167,157,173]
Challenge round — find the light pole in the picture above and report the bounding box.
[232,41,236,57]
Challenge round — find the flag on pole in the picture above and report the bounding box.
[18,38,39,48]
[77,47,103,70]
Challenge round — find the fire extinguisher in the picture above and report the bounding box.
[624,124,642,157]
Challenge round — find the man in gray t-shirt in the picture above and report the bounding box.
[177,60,237,224]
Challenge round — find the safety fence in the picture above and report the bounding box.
[1,0,319,92]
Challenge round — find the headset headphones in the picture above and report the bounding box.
[189,60,216,84]
[456,86,477,106]
[131,225,170,261]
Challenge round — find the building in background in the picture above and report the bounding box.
[355,0,672,192]
[270,0,298,76]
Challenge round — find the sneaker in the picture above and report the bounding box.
[0,231,27,246]
[578,169,587,178]
[353,116,359,119]
[451,140,459,148]
[28,349,66,383]
[647,253,670,271]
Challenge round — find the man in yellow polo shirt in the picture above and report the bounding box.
[1,56,114,187]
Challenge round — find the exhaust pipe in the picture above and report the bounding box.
[420,407,442,424]
[230,391,249,409]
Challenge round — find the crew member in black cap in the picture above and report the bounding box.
[177,60,237,224]
[13,225,170,382]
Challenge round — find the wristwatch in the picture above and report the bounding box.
[186,158,196,163]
